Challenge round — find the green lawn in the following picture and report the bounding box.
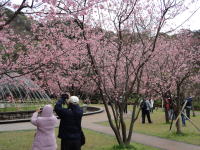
[0,102,49,112]
[0,101,88,112]
[99,107,200,145]
[134,109,200,145]
[0,128,159,150]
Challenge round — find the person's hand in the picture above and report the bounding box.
[36,108,41,113]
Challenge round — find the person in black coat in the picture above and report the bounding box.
[140,99,152,124]
[54,94,83,150]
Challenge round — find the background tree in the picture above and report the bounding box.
[144,30,200,133]
[0,0,36,31]
[41,0,195,145]
[1,0,199,146]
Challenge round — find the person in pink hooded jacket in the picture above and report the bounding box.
[31,104,58,150]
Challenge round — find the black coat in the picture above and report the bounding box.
[54,98,83,140]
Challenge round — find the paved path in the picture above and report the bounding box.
[81,109,200,150]
[0,108,200,150]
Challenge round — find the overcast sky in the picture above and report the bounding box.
[13,0,200,32]
[168,1,200,32]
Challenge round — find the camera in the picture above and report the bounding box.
[61,94,69,100]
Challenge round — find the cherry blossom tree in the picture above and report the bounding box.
[1,0,199,146]
[0,0,44,78]
[0,0,38,30]
[144,30,200,133]
[39,0,195,145]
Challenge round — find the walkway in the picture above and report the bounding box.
[81,109,200,150]
[0,108,200,150]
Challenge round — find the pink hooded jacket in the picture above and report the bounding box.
[31,104,58,150]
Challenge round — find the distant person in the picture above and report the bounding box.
[50,93,57,99]
[119,96,127,114]
[84,98,91,105]
[7,95,14,103]
[31,104,58,150]
[185,96,192,119]
[180,96,193,126]
[123,102,128,114]
[149,98,154,112]
[181,109,186,126]
[165,97,173,120]
[181,100,187,126]
[54,94,84,150]
[140,98,152,124]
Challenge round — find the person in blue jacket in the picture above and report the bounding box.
[185,96,192,119]
[181,96,193,126]
[54,94,83,150]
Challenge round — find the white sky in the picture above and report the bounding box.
[166,1,200,32]
[13,0,200,32]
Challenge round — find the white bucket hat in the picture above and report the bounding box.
[68,96,79,104]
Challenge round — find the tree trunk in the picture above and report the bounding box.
[103,100,123,145]
[162,97,170,124]
[176,119,182,134]
[165,108,170,124]
[175,84,182,134]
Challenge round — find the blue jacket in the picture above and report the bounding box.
[185,97,192,108]
[54,98,83,140]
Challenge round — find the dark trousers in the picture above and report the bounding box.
[142,110,152,123]
[181,113,186,126]
[124,104,128,113]
[186,108,191,119]
[61,139,81,150]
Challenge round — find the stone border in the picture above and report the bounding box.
[83,106,104,116]
[0,106,104,124]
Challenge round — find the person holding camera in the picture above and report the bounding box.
[54,94,84,150]
[31,104,58,150]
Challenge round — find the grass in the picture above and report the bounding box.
[0,102,49,112]
[0,100,88,112]
[0,128,160,150]
[1,103,199,148]
[133,109,200,145]
[0,105,38,112]
[99,107,200,145]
